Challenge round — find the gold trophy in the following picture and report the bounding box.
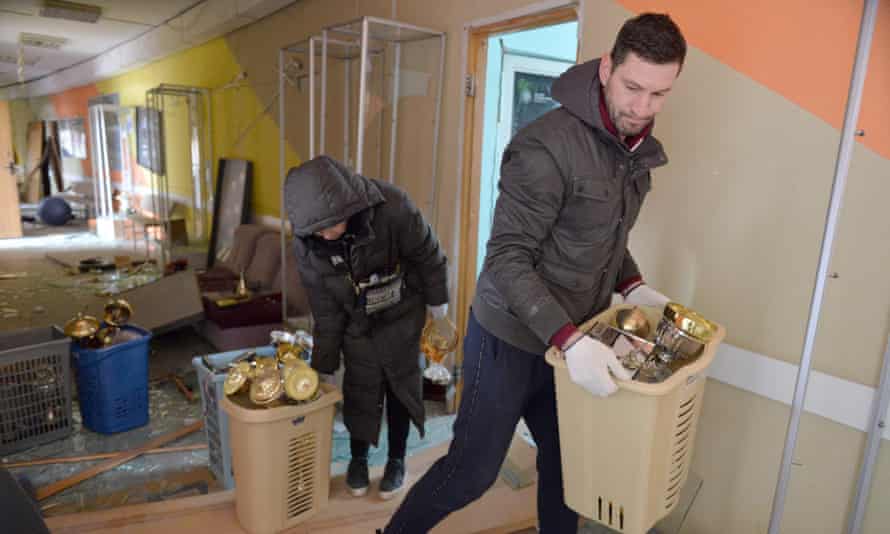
[421,315,458,385]
[249,366,284,406]
[282,359,319,402]
[654,302,717,362]
[64,312,100,344]
[224,361,254,395]
[63,299,134,348]
[271,330,298,361]
[235,270,252,300]
[103,299,132,327]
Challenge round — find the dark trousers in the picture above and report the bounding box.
[384,310,578,533]
[351,379,411,460]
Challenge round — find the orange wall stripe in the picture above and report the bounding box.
[50,83,100,177]
[616,0,890,160]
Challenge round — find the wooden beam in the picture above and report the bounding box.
[170,374,196,402]
[469,7,576,37]
[2,444,207,469]
[35,421,203,500]
[46,490,235,533]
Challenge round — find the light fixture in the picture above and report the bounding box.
[0,54,39,67]
[39,0,102,24]
[19,32,69,50]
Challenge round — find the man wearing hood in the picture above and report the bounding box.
[382,13,686,533]
[284,155,448,499]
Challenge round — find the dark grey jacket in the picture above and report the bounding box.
[473,59,668,354]
[284,156,448,444]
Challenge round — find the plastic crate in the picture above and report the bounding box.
[192,346,276,489]
[545,304,725,534]
[222,384,341,534]
[0,327,73,456]
[71,325,152,434]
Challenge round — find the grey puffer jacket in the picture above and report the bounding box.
[472,58,668,354]
[285,156,448,444]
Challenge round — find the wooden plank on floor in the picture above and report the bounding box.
[46,490,236,533]
[4,444,207,469]
[36,421,203,501]
[46,442,537,534]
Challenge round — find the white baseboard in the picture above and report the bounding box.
[709,343,889,440]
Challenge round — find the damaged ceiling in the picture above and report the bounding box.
[0,0,297,99]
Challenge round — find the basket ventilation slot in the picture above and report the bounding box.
[597,496,625,531]
[287,432,317,518]
[666,395,698,509]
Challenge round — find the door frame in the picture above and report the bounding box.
[0,101,22,238]
[453,2,579,406]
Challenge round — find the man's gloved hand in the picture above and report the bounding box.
[563,336,633,397]
[624,283,670,309]
[427,303,448,320]
[319,373,336,386]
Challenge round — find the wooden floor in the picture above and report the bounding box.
[45,442,538,534]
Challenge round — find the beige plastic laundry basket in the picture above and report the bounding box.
[545,304,725,534]
[221,383,342,534]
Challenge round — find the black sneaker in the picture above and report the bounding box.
[347,457,369,497]
[378,458,406,500]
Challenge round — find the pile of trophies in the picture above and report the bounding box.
[588,302,717,384]
[222,330,321,407]
[62,299,134,348]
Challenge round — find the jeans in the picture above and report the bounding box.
[383,310,578,533]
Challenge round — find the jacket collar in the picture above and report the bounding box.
[552,58,668,169]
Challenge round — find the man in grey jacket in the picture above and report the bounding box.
[382,13,686,533]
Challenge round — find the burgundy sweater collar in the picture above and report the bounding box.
[598,86,652,152]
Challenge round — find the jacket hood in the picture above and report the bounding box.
[552,58,668,165]
[284,155,384,237]
[551,58,606,132]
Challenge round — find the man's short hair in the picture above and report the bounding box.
[610,13,687,71]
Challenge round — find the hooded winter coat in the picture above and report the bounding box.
[284,156,448,444]
[472,58,669,354]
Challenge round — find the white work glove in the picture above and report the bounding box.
[427,303,448,320]
[564,336,633,397]
[624,283,670,309]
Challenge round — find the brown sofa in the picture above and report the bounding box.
[198,224,311,350]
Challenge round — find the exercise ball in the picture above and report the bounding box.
[37,197,73,226]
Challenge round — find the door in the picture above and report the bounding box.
[478,50,575,275]
[493,53,573,175]
[0,101,22,238]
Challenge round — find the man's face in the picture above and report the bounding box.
[599,52,680,137]
[315,221,347,241]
